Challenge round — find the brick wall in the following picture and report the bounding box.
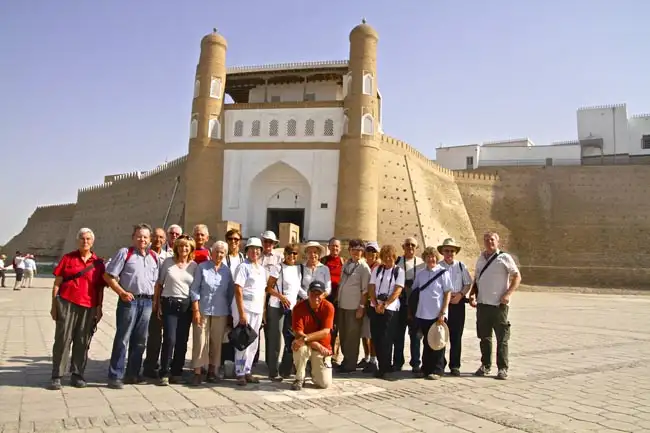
[2,203,77,260]
[61,157,187,258]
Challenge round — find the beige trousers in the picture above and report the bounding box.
[191,315,227,369]
[22,269,34,288]
[293,345,332,389]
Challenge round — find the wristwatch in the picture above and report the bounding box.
[359,304,365,308]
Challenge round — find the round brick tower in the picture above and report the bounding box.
[184,29,227,232]
[334,21,381,241]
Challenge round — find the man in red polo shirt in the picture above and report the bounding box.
[50,227,106,390]
[291,280,335,390]
[193,224,211,264]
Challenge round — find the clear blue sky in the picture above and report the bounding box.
[1,0,648,244]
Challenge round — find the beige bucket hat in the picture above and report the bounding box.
[427,321,450,351]
[437,238,461,254]
[303,241,326,256]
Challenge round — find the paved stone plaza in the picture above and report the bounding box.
[1,277,649,433]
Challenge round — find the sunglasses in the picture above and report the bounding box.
[442,249,457,254]
[227,237,241,242]
[285,251,299,256]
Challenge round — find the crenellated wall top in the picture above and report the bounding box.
[35,203,76,211]
[577,103,626,111]
[452,171,500,182]
[380,134,454,176]
[78,155,188,194]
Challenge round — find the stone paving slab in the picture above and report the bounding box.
[1,278,650,432]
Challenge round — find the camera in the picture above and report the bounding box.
[377,293,389,302]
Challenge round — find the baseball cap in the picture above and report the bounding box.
[365,241,380,252]
[308,280,326,293]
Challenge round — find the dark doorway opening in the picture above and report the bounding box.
[266,208,305,240]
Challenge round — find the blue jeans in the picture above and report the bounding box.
[159,297,192,377]
[108,297,152,380]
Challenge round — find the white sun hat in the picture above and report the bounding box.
[260,230,279,244]
[427,321,450,351]
[302,241,326,255]
[244,237,263,250]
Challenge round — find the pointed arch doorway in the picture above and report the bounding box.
[248,161,311,239]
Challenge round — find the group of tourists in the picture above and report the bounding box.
[47,222,521,393]
[0,251,37,290]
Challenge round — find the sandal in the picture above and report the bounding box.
[236,376,247,386]
[245,374,260,384]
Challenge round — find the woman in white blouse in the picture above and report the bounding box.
[232,237,267,386]
[411,247,453,380]
[153,235,197,385]
[368,244,405,380]
[265,243,302,380]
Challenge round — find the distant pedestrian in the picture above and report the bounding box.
[12,251,25,291]
[22,254,37,288]
[0,254,7,287]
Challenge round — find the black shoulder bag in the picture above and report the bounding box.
[408,269,447,318]
[472,251,503,293]
[61,259,103,284]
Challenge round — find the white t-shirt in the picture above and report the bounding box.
[268,263,302,309]
[369,265,405,312]
[14,257,25,270]
[475,251,520,306]
[24,258,36,271]
[233,261,267,314]
[223,252,245,279]
[157,257,197,298]
[413,265,453,320]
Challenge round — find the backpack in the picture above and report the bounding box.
[124,247,157,263]
[225,252,245,269]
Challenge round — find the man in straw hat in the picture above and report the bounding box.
[469,232,521,380]
[0,253,7,288]
[437,238,473,376]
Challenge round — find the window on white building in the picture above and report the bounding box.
[466,156,474,169]
[643,135,650,149]
[304,93,316,102]
[324,119,334,136]
[193,79,200,98]
[251,120,261,137]
[234,120,243,137]
[363,74,373,95]
[361,114,374,135]
[208,119,221,139]
[270,95,281,102]
[287,119,297,136]
[190,118,198,139]
[269,119,279,136]
[210,77,222,98]
[305,119,315,136]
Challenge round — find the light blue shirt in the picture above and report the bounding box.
[413,264,453,320]
[190,260,234,316]
[106,247,160,296]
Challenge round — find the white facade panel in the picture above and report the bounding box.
[224,107,344,143]
[479,144,581,167]
[434,146,479,170]
[248,82,343,103]
[628,115,650,156]
[577,105,629,155]
[222,149,339,241]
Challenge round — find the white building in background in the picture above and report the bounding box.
[436,103,650,170]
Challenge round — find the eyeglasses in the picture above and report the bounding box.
[285,251,299,256]
[263,239,275,243]
[227,237,241,242]
[168,232,181,236]
[404,243,416,247]
[442,249,456,254]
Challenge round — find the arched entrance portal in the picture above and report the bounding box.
[248,162,311,240]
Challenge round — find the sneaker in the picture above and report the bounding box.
[269,375,283,382]
[49,378,62,390]
[356,359,369,369]
[411,366,422,376]
[71,375,87,388]
[474,365,491,377]
[450,368,461,377]
[169,375,183,384]
[496,369,508,380]
[159,377,170,386]
[206,373,219,383]
[362,362,378,374]
[425,374,441,380]
[290,379,304,391]
[108,379,124,389]
[123,376,144,385]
